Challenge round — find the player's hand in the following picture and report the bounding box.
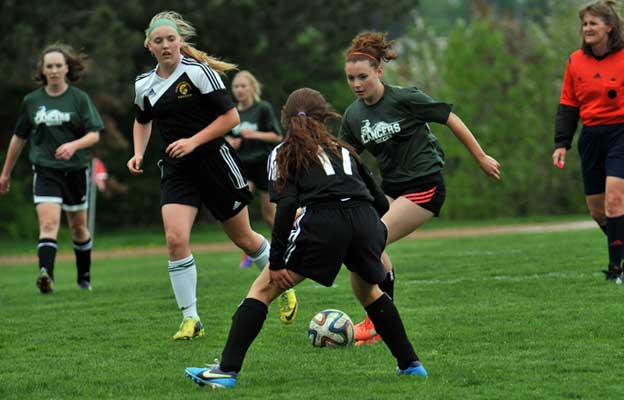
[225,136,242,150]
[0,175,10,195]
[127,155,144,175]
[166,138,198,158]
[240,128,255,139]
[270,268,296,290]
[55,142,77,160]
[552,148,567,169]
[477,154,501,180]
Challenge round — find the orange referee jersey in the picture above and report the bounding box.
[560,48,624,127]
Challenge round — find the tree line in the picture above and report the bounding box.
[0,0,589,238]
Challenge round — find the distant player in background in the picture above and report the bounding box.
[227,70,298,323]
[340,32,501,345]
[185,88,428,389]
[127,11,294,341]
[553,0,624,282]
[0,43,103,293]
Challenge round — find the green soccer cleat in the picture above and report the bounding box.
[173,317,205,340]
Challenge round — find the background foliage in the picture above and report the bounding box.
[0,0,591,238]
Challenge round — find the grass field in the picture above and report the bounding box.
[2,222,624,399]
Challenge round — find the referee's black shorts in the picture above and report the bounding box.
[159,143,253,221]
[578,123,624,195]
[283,200,388,287]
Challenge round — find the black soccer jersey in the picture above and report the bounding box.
[268,143,387,270]
[267,144,375,206]
[134,56,235,163]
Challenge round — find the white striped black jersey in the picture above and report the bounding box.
[267,143,389,271]
[268,144,376,205]
[134,56,235,163]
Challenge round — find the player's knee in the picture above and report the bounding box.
[39,219,59,235]
[69,221,89,240]
[588,208,607,225]
[165,230,189,251]
[605,192,624,216]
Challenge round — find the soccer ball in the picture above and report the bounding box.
[308,309,354,348]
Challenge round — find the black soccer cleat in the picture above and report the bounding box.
[36,268,54,294]
[602,263,623,281]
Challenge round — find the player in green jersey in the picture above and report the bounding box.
[0,43,103,293]
[339,32,501,345]
[228,71,282,230]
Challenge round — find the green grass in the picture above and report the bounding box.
[1,226,623,399]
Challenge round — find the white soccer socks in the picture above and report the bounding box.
[247,235,270,270]
[168,254,199,319]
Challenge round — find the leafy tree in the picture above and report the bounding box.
[385,1,586,218]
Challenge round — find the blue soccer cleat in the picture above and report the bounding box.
[239,253,252,269]
[397,361,428,378]
[185,365,238,389]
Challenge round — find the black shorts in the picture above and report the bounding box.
[578,124,624,195]
[381,172,446,216]
[159,143,253,221]
[241,158,269,192]
[283,201,387,287]
[33,165,89,211]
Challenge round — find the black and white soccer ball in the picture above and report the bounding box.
[308,309,354,348]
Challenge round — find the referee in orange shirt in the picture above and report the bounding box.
[553,0,624,281]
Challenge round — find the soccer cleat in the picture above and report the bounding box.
[354,315,377,341]
[397,361,428,378]
[355,334,382,346]
[36,268,54,294]
[185,365,237,389]
[239,253,252,269]
[173,317,205,340]
[279,288,298,324]
[602,263,623,281]
[77,280,92,291]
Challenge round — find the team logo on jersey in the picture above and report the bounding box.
[232,121,258,136]
[34,106,71,126]
[360,119,402,144]
[175,81,193,99]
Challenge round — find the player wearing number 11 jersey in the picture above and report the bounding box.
[184,88,427,389]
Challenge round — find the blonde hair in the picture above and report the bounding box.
[233,70,262,102]
[144,11,237,73]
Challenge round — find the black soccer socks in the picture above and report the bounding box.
[38,238,57,280]
[220,297,268,373]
[366,293,418,370]
[607,215,624,268]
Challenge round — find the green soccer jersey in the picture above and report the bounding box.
[230,100,282,162]
[14,86,104,171]
[339,84,452,184]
